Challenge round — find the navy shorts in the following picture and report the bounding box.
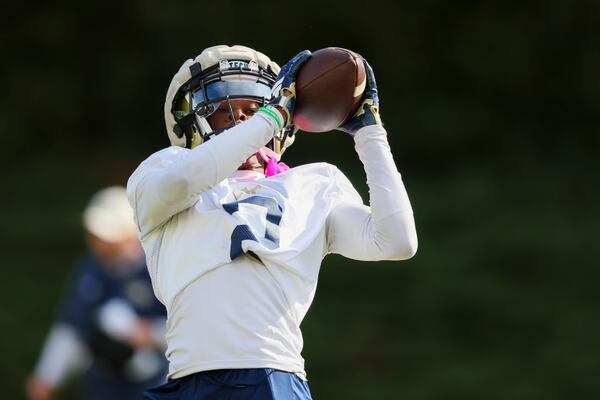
[142,368,312,400]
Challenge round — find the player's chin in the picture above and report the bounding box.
[238,152,265,172]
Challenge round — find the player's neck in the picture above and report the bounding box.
[238,153,266,174]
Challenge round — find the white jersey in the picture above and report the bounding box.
[128,113,417,379]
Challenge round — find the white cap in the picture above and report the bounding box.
[82,186,136,243]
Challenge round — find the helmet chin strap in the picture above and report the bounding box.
[257,148,289,177]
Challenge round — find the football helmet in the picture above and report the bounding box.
[164,45,295,153]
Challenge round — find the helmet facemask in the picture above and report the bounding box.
[171,59,293,153]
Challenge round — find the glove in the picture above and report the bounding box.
[338,55,382,135]
[260,50,312,129]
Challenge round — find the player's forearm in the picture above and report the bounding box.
[353,125,418,258]
[32,323,88,387]
[150,113,277,201]
[130,114,278,234]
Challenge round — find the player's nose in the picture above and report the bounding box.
[229,108,249,124]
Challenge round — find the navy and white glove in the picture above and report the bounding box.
[338,56,382,136]
[260,50,312,129]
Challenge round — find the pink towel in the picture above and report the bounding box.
[258,148,290,177]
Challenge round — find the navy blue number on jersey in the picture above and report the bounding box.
[222,196,283,260]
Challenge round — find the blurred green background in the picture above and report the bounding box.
[2,1,599,399]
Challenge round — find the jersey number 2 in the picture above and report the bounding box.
[222,196,283,260]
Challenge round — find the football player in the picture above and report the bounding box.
[128,45,418,400]
[26,187,168,400]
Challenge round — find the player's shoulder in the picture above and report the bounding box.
[135,146,189,172]
[291,162,354,187]
[281,162,357,197]
[290,162,342,178]
[291,162,361,203]
[127,146,188,193]
[74,252,103,273]
[66,253,107,294]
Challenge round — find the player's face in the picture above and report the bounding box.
[206,98,276,173]
[86,232,143,268]
[207,99,260,130]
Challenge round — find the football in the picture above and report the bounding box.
[293,47,366,132]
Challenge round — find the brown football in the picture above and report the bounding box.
[292,47,366,132]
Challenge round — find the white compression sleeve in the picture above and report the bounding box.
[32,323,89,387]
[129,113,279,235]
[327,125,418,260]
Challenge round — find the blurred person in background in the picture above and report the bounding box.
[25,187,168,400]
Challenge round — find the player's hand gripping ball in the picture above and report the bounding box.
[292,47,368,133]
[337,55,382,135]
[268,50,312,128]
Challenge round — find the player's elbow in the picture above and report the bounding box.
[379,230,418,260]
[157,171,192,203]
[399,236,418,259]
[371,212,418,261]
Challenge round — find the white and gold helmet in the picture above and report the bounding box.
[164,45,294,153]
